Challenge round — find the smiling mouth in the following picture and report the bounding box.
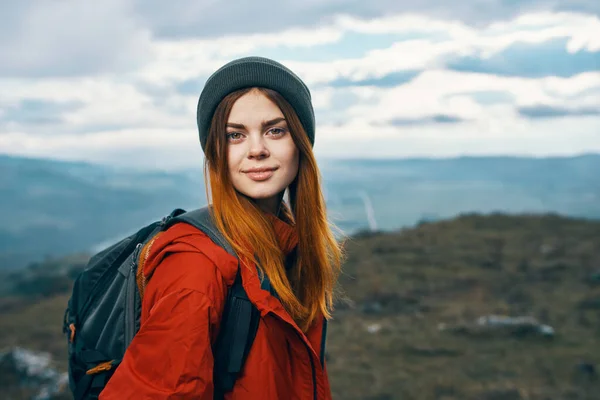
[243,168,277,181]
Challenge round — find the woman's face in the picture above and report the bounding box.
[226,89,299,214]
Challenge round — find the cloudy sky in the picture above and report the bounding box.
[0,0,599,170]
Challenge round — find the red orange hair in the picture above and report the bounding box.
[203,87,343,331]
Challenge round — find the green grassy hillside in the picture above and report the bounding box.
[1,212,599,399]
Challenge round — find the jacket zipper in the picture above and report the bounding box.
[320,317,327,368]
[270,310,318,399]
[137,234,160,297]
[306,342,317,400]
[294,330,317,400]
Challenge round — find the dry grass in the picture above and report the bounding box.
[1,213,599,399]
[328,213,600,399]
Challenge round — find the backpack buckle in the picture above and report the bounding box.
[161,208,187,228]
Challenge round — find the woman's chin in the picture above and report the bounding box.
[237,182,282,198]
[239,188,281,201]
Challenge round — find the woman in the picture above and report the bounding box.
[99,56,343,399]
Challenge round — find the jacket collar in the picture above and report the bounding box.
[238,211,301,322]
[264,211,298,256]
[237,211,324,363]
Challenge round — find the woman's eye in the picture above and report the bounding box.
[268,128,286,136]
[226,132,243,141]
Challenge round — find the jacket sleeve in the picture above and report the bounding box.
[99,252,226,400]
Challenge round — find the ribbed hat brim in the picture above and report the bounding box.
[196,56,315,152]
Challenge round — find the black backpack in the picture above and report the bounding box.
[63,206,261,399]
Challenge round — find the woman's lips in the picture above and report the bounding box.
[244,169,276,181]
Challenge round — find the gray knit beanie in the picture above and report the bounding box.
[196,56,315,152]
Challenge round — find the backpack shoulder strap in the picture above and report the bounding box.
[164,206,237,258]
[162,205,258,398]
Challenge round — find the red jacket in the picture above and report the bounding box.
[99,213,331,399]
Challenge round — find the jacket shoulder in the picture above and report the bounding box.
[142,222,239,296]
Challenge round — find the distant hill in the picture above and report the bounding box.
[0,154,205,269]
[1,213,599,399]
[2,153,600,270]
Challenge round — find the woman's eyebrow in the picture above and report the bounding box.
[263,117,286,128]
[226,117,286,130]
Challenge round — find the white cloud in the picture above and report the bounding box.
[335,71,600,124]
[123,11,600,88]
[333,13,471,36]
[542,72,600,97]
[332,11,600,54]
[1,10,599,168]
[488,12,600,52]
[0,76,199,134]
[286,12,600,85]
[132,0,600,39]
[0,0,153,77]
[4,110,598,170]
[281,39,463,85]
[313,115,600,158]
[0,129,203,170]
[2,72,599,166]
[135,27,343,84]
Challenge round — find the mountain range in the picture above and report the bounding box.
[2,153,599,269]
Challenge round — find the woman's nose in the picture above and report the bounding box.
[247,134,269,159]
